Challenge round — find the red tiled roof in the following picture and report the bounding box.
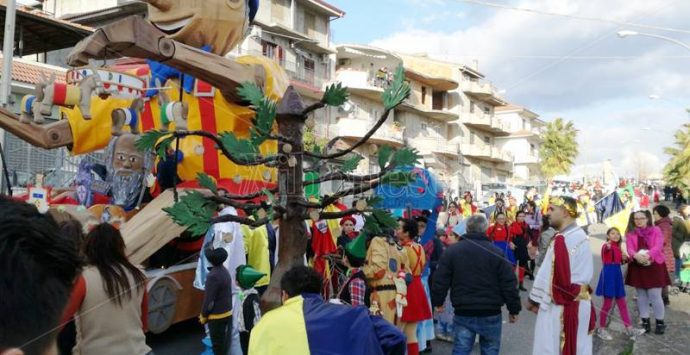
[0,56,66,85]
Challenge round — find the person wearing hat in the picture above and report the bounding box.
[338,234,370,307]
[337,215,359,249]
[200,248,233,355]
[235,265,267,355]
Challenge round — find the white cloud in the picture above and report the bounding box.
[368,0,690,177]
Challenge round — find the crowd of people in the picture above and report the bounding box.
[3,183,690,355]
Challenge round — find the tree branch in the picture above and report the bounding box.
[208,195,263,211]
[217,187,279,201]
[317,208,372,220]
[320,181,381,208]
[303,109,392,159]
[170,130,283,166]
[303,164,396,186]
[302,102,326,116]
[210,214,270,227]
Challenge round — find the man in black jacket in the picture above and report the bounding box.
[431,214,521,355]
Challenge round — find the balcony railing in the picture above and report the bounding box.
[461,79,505,101]
[460,112,510,134]
[240,49,329,89]
[414,138,460,157]
[337,118,405,145]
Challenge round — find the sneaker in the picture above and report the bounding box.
[596,328,613,341]
[625,327,646,339]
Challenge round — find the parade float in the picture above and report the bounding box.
[0,0,421,325]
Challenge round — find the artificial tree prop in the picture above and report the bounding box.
[137,65,420,310]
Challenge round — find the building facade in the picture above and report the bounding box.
[495,104,545,186]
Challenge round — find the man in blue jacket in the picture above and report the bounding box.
[431,214,521,355]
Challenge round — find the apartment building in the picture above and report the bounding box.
[235,0,345,139]
[495,104,545,185]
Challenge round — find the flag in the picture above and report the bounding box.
[248,294,406,354]
[595,191,631,233]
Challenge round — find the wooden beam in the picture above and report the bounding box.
[0,108,73,149]
[67,16,265,103]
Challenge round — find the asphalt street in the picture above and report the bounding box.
[148,225,610,355]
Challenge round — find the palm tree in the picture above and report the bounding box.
[539,118,579,181]
[663,124,690,198]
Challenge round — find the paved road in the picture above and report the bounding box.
[149,225,610,355]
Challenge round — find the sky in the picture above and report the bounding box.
[327,0,690,179]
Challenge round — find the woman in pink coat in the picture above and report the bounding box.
[625,210,672,335]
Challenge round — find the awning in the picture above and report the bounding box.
[0,2,93,56]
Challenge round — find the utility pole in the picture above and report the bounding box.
[0,0,17,195]
[0,0,17,107]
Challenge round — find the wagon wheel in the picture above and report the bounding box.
[147,278,179,334]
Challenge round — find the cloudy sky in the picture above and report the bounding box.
[328,0,690,179]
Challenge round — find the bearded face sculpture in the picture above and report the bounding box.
[144,0,259,55]
[105,133,151,210]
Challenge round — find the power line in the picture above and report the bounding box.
[453,0,690,35]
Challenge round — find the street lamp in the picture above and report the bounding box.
[616,30,690,52]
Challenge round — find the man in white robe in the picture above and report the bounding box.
[528,196,594,355]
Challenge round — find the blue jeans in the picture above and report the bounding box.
[676,258,683,281]
[453,314,502,355]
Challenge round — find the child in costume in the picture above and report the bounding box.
[337,234,370,307]
[235,265,266,355]
[595,228,645,340]
[398,218,432,355]
[199,248,233,355]
[508,211,530,291]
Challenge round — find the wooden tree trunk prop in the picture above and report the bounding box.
[262,87,308,310]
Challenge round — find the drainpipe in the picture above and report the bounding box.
[0,0,18,107]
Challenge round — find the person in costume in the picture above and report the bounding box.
[235,265,266,355]
[528,196,594,355]
[487,212,515,263]
[248,265,407,355]
[338,234,370,307]
[509,211,531,291]
[338,215,359,249]
[506,196,519,222]
[625,210,672,334]
[240,221,271,295]
[438,201,461,231]
[362,232,410,327]
[595,228,645,340]
[199,248,233,355]
[460,192,477,218]
[397,219,432,355]
[489,198,507,224]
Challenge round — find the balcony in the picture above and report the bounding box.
[460,112,510,136]
[335,69,389,102]
[337,118,405,146]
[461,80,506,106]
[514,153,539,165]
[241,49,329,98]
[413,138,460,158]
[461,143,513,163]
[398,102,459,122]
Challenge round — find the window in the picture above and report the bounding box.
[484,136,491,144]
[432,91,445,110]
[421,123,428,131]
[261,41,284,64]
[302,58,315,85]
[483,106,491,114]
[421,86,427,105]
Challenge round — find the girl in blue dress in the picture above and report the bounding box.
[595,227,645,340]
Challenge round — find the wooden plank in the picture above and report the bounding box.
[0,108,73,149]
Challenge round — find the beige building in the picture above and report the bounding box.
[495,104,545,186]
